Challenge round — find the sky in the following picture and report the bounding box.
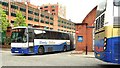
[30,0,99,23]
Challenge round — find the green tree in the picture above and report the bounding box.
[0,5,10,45]
[0,5,10,32]
[14,11,27,27]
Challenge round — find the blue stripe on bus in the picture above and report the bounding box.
[35,42,70,53]
[94,36,120,64]
[11,42,70,54]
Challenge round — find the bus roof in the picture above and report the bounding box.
[12,26,72,34]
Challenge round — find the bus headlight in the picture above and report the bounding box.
[104,37,107,46]
[103,47,106,50]
[104,37,107,50]
[104,37,107,42]
[104,43,106,46]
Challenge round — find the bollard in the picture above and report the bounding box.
[86,46,88,55]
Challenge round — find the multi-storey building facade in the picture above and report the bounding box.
[40,3,66,18]
[0,0,75,33]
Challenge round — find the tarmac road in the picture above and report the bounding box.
[1,49,114,66]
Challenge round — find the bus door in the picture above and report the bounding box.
[28,28,34,52]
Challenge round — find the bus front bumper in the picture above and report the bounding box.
[11,47,29,54]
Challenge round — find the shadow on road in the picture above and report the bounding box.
[97,64,120,67]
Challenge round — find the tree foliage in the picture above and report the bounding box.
[0,5,10,32]
[14,11,27,27]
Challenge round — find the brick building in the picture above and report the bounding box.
[75,6,97,52]
[0,0,75,33]
[40,3,66,18]
[0,0,75,47]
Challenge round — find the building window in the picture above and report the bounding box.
[50,22,53,25]
[58,29,60,31]
[20,8,26,12]
[44,10,48,12]
[62,21,64,23]
[58,20,60,22]
[44,6,48,8]
[51,6,55,8]
[34,12,39,16]
[2,2,8,6]
[40,7,43,9]
[11,5,18,9]
[64,26,66,28]
[45,21,49,24]
[34,18,39,22]
[52,9,55,11]
[45,16,49,19]
[64,22,66,24]
[28,10,33,14]
[62,25,64,28]
[4,10,8,15]
[50,17,54,20]
[41,14,44,17]
[40,20,44,23]
[28,17,33,20]
[11,20,14,24]
[67,27,70,29]
[64,30,66,32]
[11,13,16,17]
[58,24,60,27]
[52,13,56,15]
[50,28,53,30]
[44,26,49,29]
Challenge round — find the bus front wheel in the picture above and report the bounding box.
[38,46,44,55]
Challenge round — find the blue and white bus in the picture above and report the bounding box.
[11,26,75,54]
[94,0,120,64]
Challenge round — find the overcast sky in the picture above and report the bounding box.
[30,0,99,23]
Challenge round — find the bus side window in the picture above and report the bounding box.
[45,31,51,39]
[57,33,62,40]
[61,33,66,40]
[65,34,69,40]
[50,32,58,40]
[55,32,59,39]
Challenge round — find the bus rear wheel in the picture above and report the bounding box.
[38,46,44,55]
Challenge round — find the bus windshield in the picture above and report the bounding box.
[11,28,27,43]
[114,0,120,6]
[97,0,107,17]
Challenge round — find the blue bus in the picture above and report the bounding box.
[94,0,120,64]
[11,26,75,54]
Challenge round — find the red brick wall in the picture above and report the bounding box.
[75,6,97,52]
[82,6,97,51]
[75,24,87,51]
